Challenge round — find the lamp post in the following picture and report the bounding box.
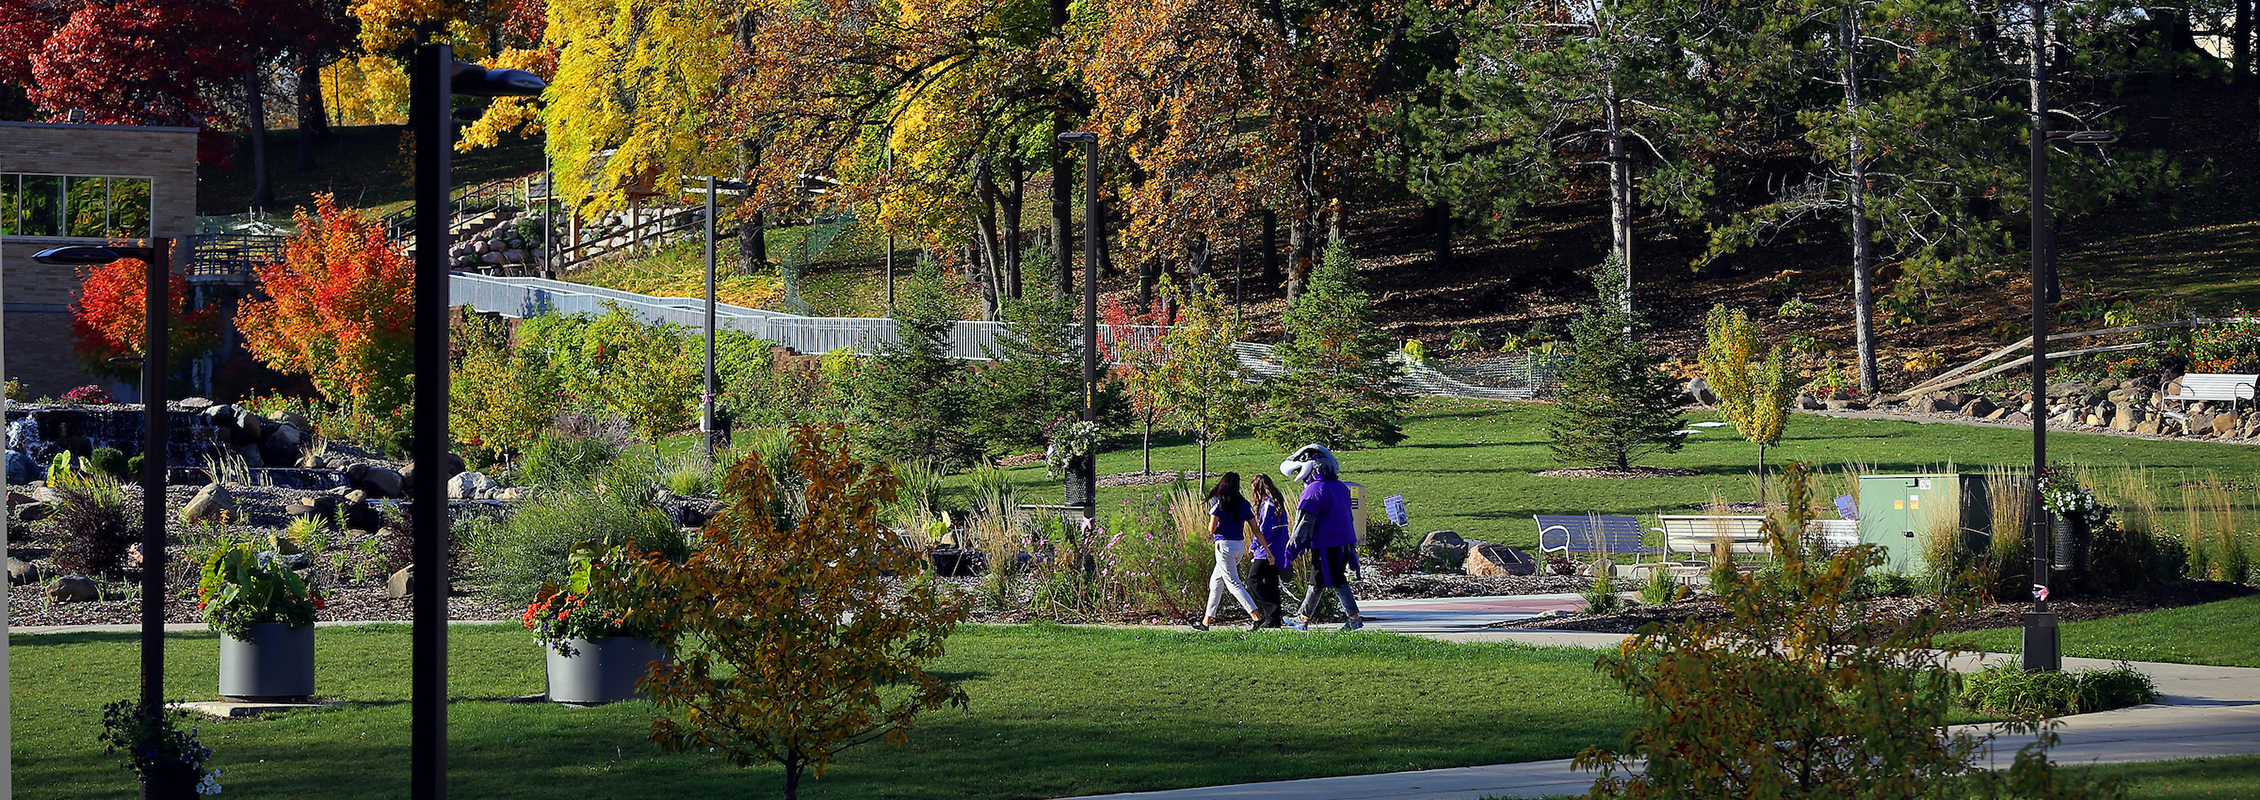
[410,43,544,799]
[1057,132,1100,520]
[704,176,718,459]
[31,240,177,795]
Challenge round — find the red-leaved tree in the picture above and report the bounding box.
[68,257,221,387]
[236,194,416,425]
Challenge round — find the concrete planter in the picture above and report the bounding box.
[219,622,315,702]
[546,637,666,706]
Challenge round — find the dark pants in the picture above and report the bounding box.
[1249,559,1285,627]
[1296,544,1361,620]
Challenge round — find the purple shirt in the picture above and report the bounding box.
[1209,496,1254,541]
[1251,498,1290,565]
[1285,475,1357,562]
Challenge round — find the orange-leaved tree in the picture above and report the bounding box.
[608,425,969,800]
[236,194,416,430]
[68,256,220,387]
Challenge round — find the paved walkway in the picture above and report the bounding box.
[1073,597,2260,800]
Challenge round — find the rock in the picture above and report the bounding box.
[8,557,40,585]
[233,409,270,443]
[494,487,523,502]
[1961,398,1998,418]
[1683,378,1718,406]
[299,454,328,469]
[480,251,504,265]
[2001,412,2031,424]
[2214,412,2241,437]
[237,444,266,469]
[46,575,99,602]
[2135,420,2161,435]
[357,466,405,498]
[1916,396,1956,413]
[1465,543,1537,576]
[285,494,343,526]
[2106,388,2139,404]
[1824,399,1868,411]
[6,449,40,484]
[177,397,214,411]
[1417,530,1469,569]
[343,500,381,531]
[259,550,313,571]
[1986,408,2010,420]
[1949,391,1975,408]
[266,423,303,450]
[269,410,313,431]
[386,566,415,599]
[2190,412,2218,433]
[13,501,53,523]
[345,489,368,504]
[1795,394,1825,411]
[446,471,496,500]
[179,483,237,524]
[2113,408,2143,431]
[204,403,240,424]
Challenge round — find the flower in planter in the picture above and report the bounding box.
[1042,417,1104,478]
[97,699,221,795]
[2037,466,2113,528]
[523,541,652,655]
[198,540,321,639]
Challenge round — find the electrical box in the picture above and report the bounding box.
[1346,482,1366,541]
[1854,474,1993,574]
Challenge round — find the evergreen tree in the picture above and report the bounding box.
[1546,256,1686,469]
[848,258,979,467]
[972,287,1130,457]
[1259,241,1409,450]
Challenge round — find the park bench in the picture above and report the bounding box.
[1656,515,1773,564]
[1535,515,1663,563]
[1809,519,1859,552]
[2165,373,2258,413]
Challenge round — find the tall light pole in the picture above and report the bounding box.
[1058,131,1100,520]
[411,43,544,799]
[703,176,718,459]
[31,241,178,796]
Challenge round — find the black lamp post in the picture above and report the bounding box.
[1057,131,1100,520]
[410,43,544,800]
[31,240,177,794]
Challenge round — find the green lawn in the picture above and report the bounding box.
[956,397,2260,552]
[1949,596,2260,669]
[9,623,1637,799]
[2102,754,2260,799]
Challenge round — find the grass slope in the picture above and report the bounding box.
[9,624,1634,799]
[1949,596,2260,668]
[955,398,2260,551]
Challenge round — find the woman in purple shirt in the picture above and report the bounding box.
[1245,473,1292,630]
[1194,472,1262,631]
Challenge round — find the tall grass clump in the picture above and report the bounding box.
[49,473,135,578]
[1985,466,2031,599]
[470,487,688,602]
[517,432,620,487]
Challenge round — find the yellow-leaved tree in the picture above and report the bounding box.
[609,425,969,800]
[1697,304,1798,501]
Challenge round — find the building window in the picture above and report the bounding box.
[1,173,152,238]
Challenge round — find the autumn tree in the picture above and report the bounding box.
[450,313,562,466]
[609,425,970,800]
[1133,276,1249,478]
[1698,304,1798,499]
[0,0,253,163]
[1258,241,1407,450]
[1546,256,1686,470]
[1097,295,1171,475]
[68,257,222,389]
[237,194,416,433]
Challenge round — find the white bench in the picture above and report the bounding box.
[2166,373,2258,412]
[1809,519,1859,552]
[1655,515,1772,563]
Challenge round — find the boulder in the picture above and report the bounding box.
[8,557,40,585]
[343,500,381,531]
[386,566,415,599]
[1823,399,1869,412]
[1985,408,2010,420]
[1960,398,1998,418]
[2190,412,2218,433]
[269,410,314,432]
[446,471,496,500]
[344,489,368,504]
[1917,396,1957,413]
[1683,378,1718,406]
[6,449,40,485]
[1416,530,1469,569]
[1795,394,1826,411]
[1465,543,1537,576]
[2214,412,2241,437]
[267,423,304,450]
[2134,420,2161,435]
[179,483,237,524]
[237,443,266,469]
[2001,412,2031,424]
[46,575,99,602]
[358,466,405,498]
[177,397,214,411]
[13,501,53,523]
[285,494,344,526]
[232,409,270,443]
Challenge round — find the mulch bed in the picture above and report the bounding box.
[9,583,519,627]
[1097,470,1216,488]
[1533,467,1701,479]
[1493,579,2259,635]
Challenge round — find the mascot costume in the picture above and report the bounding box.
[1280,445,1363,631]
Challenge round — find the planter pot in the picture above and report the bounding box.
[219,622,315,702]
[546,637,667,706]
[138,760,200,799]
[929,549,986,577]
[2053,517,2091,573]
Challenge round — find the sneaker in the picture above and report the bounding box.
[1339,618,1364,632]
[1288,618,1309,631]
[1189,620,1210,632]
[1246,619,1266,632]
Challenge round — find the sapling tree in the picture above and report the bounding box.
[610,425,969,800]
[1259,241,1408,450]
[1546,256,1686,469]
[1697,304,1799,501]
[1135,276,1250,477]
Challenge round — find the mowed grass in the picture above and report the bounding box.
[9,623,1635,800]
[1948,595,2260,669]
[2099,754,2260,799]
[954,397,2260,552]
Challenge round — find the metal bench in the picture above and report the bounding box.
[2166,373,2258,413]
[1656,515,1773,563]
[1535,515,1663,562]
[1809,519,1859,552]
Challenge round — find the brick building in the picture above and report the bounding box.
[2,121,199,400]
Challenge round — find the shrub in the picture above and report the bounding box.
[517,432,620,487]
[49,476,135,577]
[469,487,686,603]
[68,256,221,388]
[85,447,128,479]
[60,385,113,404]
[451,314,562,466]
[236,195,416,444]
[1959,663,2157,718]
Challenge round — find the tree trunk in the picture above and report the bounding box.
[246,64,274,213]
[1003,154,1025,299]
[1603,82,1632,314]
[738,138,767,277]
[294,51,322,173]
[1841,7,1880,395]
[972,154,1005,321]
[782,751,804,800]
[2237,0,2252,79]
[1142,414,1153,475]
[2148,7,2175,150]
[1262,209,1281,285]
[1286,212,1313,303]
[1428,200,1452,267]
[1054,126,1075,298]
[1756,440,1768,506]
[1199,437,1208,481]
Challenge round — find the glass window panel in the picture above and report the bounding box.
[107,178,151,238]
[66,176,107,237]
[1,174,19,236]
[17,174,61,237]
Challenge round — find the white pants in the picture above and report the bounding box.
[1204,539,1258,619]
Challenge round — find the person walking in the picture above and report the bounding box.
[1280,445,1363,631]
[1194,472,1263,631]
[1246,473,1292,630]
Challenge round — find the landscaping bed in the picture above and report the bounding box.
[1494,579,2258,635]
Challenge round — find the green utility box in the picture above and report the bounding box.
[1855,474,1994,574]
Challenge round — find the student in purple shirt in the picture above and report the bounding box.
[1245,473,1292,630]
[1279,445,1363,631]
[1193,472,1262,631]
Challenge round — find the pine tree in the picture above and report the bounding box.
[972,287,1129,457]
[848,258,979,467]
[1546,256,1686,470]
[1259,241,1408,450]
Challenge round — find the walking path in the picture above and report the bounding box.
[1074,596,2260,800]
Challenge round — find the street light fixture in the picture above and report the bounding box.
[1057,132,1100,520]
[31,240,179,795]
[411,43,544,800]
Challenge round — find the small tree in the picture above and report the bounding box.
[1546,256,1686,469]
[68,257,220,388]
[847,258,979,467]
[972,293,1129,457]
[1098,297,1170,474]
[238,194,415,422]
[586,316,699,446]
[1698,304,1799,501]
[1259,241,1409,450]
[612,425,970,800]
[1135,276,1250,477]
[450,315,561,466]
